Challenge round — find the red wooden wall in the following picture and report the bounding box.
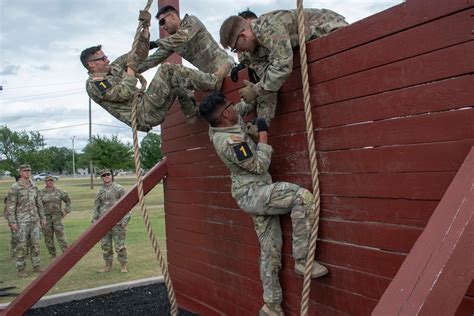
[161,0,474,314]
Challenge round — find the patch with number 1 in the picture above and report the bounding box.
[233,143,253,161]
[94,80,112,94]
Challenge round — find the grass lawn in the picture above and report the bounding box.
[0,176,166,304]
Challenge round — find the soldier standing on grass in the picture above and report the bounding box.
[39,176,72,258]
[93,169,131,273]
[199,93,328,316]
[5,164,46,278]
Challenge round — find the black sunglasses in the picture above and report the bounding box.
[159,13,171,26]
[89,55,108,63]
[101,173,111,177]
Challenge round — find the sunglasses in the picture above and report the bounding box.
[101,173,111,177]
[159,13,171,26]
[89,55,108,63]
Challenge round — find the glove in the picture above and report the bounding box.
[230,63,245,82]
[239,80,262,103]
[138,10,151,27]
[149,41,158,50]
[248,67,259,84]
[251,118,268,132]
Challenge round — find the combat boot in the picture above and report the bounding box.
[295,260,328,279]
[97,261,113,273]
[259,303,285,316]
[33,266,44,273]
[17,268,28,278]
[120,262,128,273]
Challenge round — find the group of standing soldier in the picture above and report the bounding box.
[83,5,349,316]
[4,165,131,277]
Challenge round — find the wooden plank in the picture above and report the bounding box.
[321,196,438,228]
[162,131,210,154]
[456,296,474,316]
[174,292,222,316]
[315,108,474,151]
[281,9,474,94]
[275,75,474,128]
[373,148,474,315]
[304,0,473,63]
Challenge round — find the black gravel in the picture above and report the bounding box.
[27,283,198,316]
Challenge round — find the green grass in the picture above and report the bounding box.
[0,177,166,304]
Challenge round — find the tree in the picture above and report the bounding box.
[42,147,72,175]
[0,126,46,179]
[82,135,134,177]
[140,133,163,169]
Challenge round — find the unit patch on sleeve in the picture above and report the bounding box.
[233,142,253,161]
[94,80,112,94]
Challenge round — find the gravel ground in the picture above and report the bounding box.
[27,283,198,316]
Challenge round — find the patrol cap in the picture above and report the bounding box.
[99,169,112,176]
[45,176,55,181]
[220,15,246,49]
[19,164,31,171]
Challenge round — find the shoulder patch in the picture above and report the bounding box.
[94,80,112,94]
[233,142,253,161]
[229,135,243,142]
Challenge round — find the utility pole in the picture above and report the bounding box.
[89,97,94,189]
[71,136,76,178]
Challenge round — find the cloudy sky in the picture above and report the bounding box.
[0,0,402,151]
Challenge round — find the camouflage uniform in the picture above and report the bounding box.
[93,182,131,264]
[245,9,347,123]
[209,102,316,304]
[86,54,216,132]
[39,186,72,256]
[6,180,45,271]
[143,14,234,82]
[4,196,18,259]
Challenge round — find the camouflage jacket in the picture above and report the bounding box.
[143,14,233,73]
[85,54,138,128]
[209,102,272,200]
[39,187,72,218]
[6,180,45,225]
[93,182,131,225]
[249,9,346,93]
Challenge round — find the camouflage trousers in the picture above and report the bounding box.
[15,222,41,270]
[137,63,222,130]
[42,216,68,256]
[236,182,315,304]
[9,226,19,259]
[101,225,128,264]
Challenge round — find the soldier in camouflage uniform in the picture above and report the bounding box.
[81,44,220,132]
[39,176,72,258]
[5,164,46,278]
[199,92,328,316]
[220,9,348,125]
[93,169,131,273]
[144,5,234,91]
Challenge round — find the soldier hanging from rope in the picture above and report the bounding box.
[80,9,223,132]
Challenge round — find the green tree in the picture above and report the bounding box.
[0,125,46,179]
[42,147,73,174]
[82,135,134,177]
[140,133,163,169]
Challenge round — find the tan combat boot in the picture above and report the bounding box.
[259,303,285,316]
[120,262,128,273]
[17,268,28,278]
[33,266,44,273]
[97,261,113,273]
[295,260,328,279]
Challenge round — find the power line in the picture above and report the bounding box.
[32,123,132,132]
[1,89,84,103]
[3,81,83,90]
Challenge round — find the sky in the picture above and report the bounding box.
[0,0,402,152]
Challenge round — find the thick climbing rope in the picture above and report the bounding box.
[295,1,323,315]
[130,1,178,316]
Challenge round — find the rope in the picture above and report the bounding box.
[295,1,323,315]
[129,2,178,315]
